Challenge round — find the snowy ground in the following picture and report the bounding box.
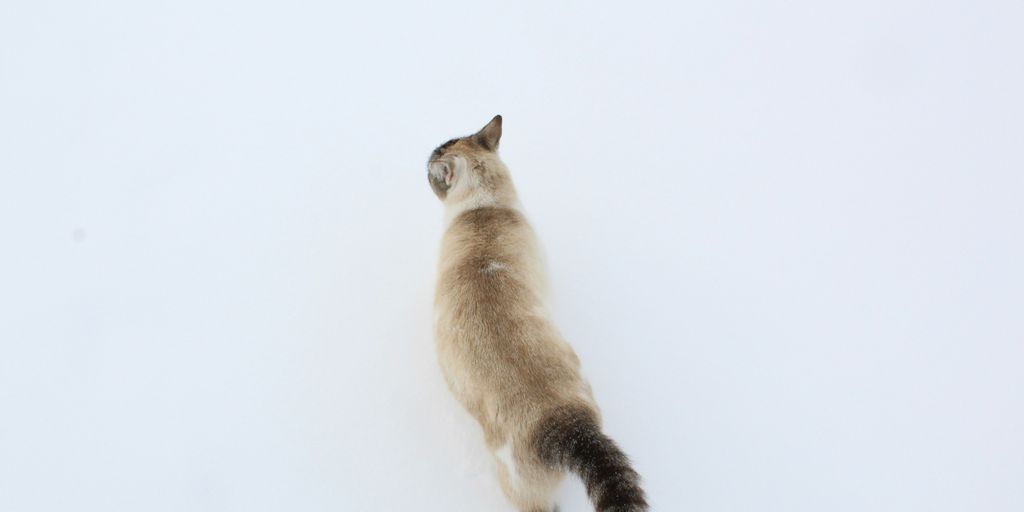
[2,1,1022,511]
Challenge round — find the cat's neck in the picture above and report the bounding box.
[443,189,521,227]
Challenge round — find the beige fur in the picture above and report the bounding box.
[429,116,602,511]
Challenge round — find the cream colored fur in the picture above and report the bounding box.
[430,116,601,512]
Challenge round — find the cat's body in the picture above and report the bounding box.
[428,116,647,512]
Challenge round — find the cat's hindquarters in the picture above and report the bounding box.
[532,406,648,512]
[493,438,564,512]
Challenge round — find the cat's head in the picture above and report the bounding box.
[427,115,512,203]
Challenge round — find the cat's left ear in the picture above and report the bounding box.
[473,115,502,151]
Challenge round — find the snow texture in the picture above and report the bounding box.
[1,1,1022,511]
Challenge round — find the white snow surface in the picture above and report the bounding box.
[1,1,1022,511]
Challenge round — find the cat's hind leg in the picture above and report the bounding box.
[492,440,563,512]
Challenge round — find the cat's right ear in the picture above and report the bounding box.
[472,115,502,151]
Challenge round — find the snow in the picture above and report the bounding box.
[1,1,1022,511]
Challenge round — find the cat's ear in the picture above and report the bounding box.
[472,115,502,151]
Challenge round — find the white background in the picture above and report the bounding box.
[1,1,1022,511]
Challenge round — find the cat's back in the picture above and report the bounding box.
[435,205,555,357]
[436,205,586,418]
[437,206,539,309]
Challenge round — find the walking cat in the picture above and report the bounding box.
[428,116,648,512]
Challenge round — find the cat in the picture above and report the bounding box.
[428,115,648,512]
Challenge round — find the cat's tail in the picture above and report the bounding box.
[533,406,648,512]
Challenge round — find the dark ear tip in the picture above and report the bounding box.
[473,115,503,151]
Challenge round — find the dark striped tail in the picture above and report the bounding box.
[533,406,648,512]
